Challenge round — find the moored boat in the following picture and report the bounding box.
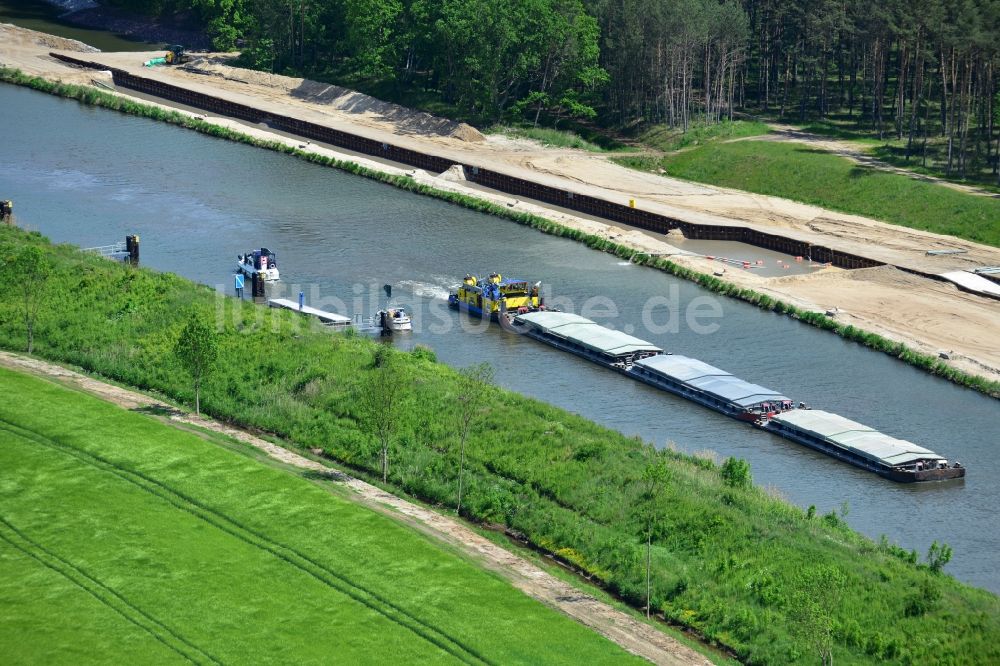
[379,306,412,332]
[238,248,280,282]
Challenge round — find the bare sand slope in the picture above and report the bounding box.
[767,267,1000,374]
[3,25,998,384]
[182,55,486,142]
[0,23,107,85]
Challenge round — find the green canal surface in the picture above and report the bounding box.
[0,0,158,51]
[1,81,998,594]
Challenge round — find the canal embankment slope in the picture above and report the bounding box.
[2,22,999,386]
[2,224,997,664]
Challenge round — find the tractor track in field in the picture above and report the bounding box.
[0,351,715,666]
[0,512,218,665]
[0,416,491,666]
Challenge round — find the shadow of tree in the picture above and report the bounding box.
[848,166,876,178]
[132,403,185,417]
[303,468,351,483]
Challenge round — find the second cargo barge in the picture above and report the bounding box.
[509,310,964,483]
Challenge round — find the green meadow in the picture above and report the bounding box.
[0,368,638,664]
[616,140,1000,248]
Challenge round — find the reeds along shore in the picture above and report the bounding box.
[1,67,996,400]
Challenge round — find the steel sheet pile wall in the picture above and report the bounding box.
[49,53,882,271]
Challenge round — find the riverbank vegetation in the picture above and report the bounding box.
[0,367,636,663]
[4,66,998,399]
[616,140,1000,248]
[2,225,999,664]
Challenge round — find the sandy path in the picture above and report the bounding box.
[0,350,713,666]
[3,24,999,385]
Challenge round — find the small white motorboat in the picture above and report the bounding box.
[237,248,280,282]
[379,306,412,332]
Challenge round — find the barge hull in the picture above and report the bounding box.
[448,298,499,322]
[519,328,635,378]
[762,424,965,482]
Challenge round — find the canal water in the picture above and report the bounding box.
[0,0,158,51]
[2,83,998,593]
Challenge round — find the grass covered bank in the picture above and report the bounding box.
[1,227,998,664]
[2,68,998,398]
[635,120,770,153]
[616,140,1000,248]
[0,368,638,663]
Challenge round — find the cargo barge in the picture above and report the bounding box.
[510,311,661,373]
[507,310,964,483]
[764,411,963,482]
[631,354,795,422]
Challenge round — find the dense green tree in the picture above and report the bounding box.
[343,0,403,78]
[174,312,218,415]
[1,245,50,355]
[411,0,604,120]
[357,348,408,482]
[132,0,998,170]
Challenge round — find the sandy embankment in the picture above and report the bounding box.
[3,23,998,385]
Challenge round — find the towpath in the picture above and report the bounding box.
[0,350,716,666]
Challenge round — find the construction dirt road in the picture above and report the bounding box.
[0,351,716,666]
[3,23,999,385]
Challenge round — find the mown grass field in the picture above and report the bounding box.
[1,226,998,664]
[615,140,1000,248]
[0,367,639,664]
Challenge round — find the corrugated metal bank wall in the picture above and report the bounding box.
[51,53,882,270]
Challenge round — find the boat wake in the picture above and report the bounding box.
[397,278,452,301]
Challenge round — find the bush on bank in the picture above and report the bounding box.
[1,66,996,399]
[1,226,998,664]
